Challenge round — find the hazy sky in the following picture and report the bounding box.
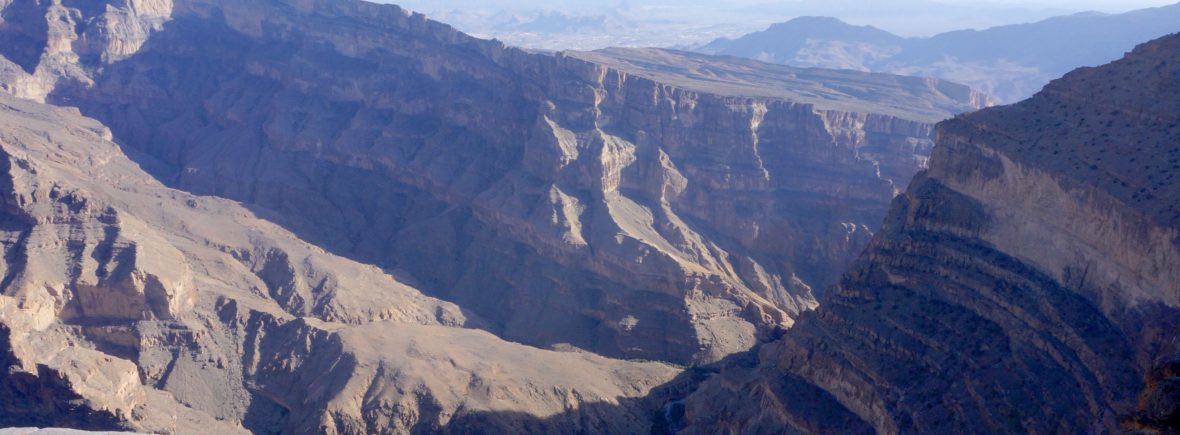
[381,0,1180,49]
[933,0,1174,8]
[386,0,1178,14]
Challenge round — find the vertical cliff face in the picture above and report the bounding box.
[0,88,681,434]
[0,0,999,431]
[0,0,172,101]
[677,33,1180,434]
[0,0,986,365]
[14,0,1176,433]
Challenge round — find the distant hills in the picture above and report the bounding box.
[700,3,1180,102]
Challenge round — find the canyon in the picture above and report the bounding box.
[2,0,986,365]
[1,0,1175,434]
[675,32,1180,434]
[0,0,989,433]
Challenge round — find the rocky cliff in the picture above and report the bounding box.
[675,32,1180,433]
[0,0,983,365]
[0,0,993,432]
[0,87,679,434]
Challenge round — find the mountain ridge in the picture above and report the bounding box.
[0,0,995,432]
[700,3,1180,102]
[15,0,986,364]
[676,31,1180,434]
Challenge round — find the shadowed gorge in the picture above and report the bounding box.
[0,0,989,432]
[1,0,1174,434]
[675,32,1180,434]
[0,80,678,434]
[33,0,981,364]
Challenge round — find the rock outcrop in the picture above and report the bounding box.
[2,0,1173,433]
[0,91,678,433]
[675,32,1180,434]
[0,0,173,101]
[0,0,999,432]
[0,0,983,364]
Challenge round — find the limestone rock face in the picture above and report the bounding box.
[0,0,1001,432]
[2,0,982,364]
[0,0,172,101]
[675,33,1180,434]
[0,92,677,434]
[3,0,1169,433]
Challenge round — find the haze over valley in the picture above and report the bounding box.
[385,0,1178,50]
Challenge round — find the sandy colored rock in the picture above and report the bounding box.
[0,0,1034,433]
[0,0,984,364]
[0,91,677,433]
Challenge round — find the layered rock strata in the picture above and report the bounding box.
[4,0,984,364]
[0,91,678,433]
[676,33,1180,434]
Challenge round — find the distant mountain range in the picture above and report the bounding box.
[699,3,1180,102]
[389,0,1090,51]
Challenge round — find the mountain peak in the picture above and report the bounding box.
[763,15,902,40]
[699,15,905,70]
[701,3,1180,102]
[773,15,850,27]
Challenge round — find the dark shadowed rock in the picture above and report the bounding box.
[676,32,1180,434]
[0,0,983,365]
[0,80,678,435]
[0,0,996,432]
